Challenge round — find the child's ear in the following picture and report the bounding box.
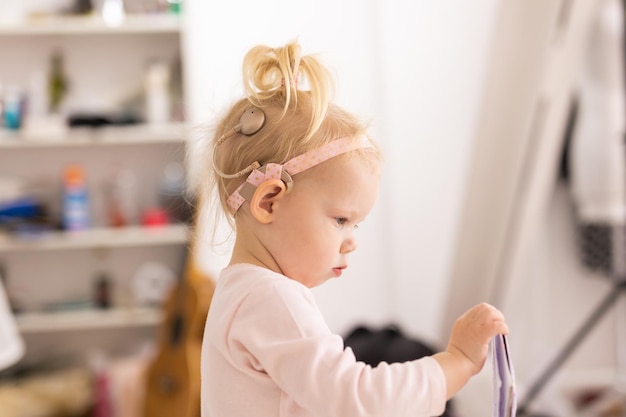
[249,179,287,224]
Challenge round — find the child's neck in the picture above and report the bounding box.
[229,227,281,274]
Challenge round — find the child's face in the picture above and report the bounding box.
[262,153,380,288]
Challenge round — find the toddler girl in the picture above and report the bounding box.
[199,40,508,417]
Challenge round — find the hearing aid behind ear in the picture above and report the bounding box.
[216,107,266,145]
[214,107,267,178]
[238,107,265,135]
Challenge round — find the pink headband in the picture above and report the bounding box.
[226,135,373,213]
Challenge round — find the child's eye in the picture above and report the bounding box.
[335,217,348,226]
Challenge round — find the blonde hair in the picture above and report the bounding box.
[199,40,380,231]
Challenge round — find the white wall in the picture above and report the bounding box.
[183,0,499,344]
[373,1,499,342]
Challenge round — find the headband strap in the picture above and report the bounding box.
[226,135,373,213]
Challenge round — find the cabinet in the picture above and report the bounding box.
[0,11,189,369]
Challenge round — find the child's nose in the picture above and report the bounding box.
[340,236,357,254]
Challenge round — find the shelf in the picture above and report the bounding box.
[0,123,188,148]
[0,13,183,36]
[0,224,189,253]
[16,307,163,333]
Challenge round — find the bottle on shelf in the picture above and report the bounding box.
[144,59,171,125]
[103,166,139,227]
[101,0,126,27]
[94,272,112,309]
[2,85,25,130]
[48,50,68,115]
[62,164,91,231]
[167,0,183,14]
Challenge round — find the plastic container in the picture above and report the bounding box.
[62,164,91,231]
[144,60,171,125]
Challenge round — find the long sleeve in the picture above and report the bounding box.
[225,270,447,417]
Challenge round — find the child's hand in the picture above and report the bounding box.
[446,303,508,375]
[433,303,508,399]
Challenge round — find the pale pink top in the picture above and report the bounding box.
[201,264,447,417]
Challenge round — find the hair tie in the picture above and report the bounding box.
[281,72,300,88]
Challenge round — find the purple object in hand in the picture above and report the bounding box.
[492,334,517,417]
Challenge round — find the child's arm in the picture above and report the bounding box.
[433,302,509,399]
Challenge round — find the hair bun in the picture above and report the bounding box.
[242,42,301,101]
[242,40,334,140]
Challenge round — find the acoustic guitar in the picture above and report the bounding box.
[143,232,215,417]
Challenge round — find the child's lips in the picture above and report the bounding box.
[333,266,346,277]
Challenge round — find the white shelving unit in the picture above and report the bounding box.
[0,13,183,35]
[0,11,188,366]
[0,223,188,253]
[16,306,162,333]
[0,122,187,148]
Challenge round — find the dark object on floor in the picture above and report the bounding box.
[344,324,458,417]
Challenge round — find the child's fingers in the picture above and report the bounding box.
[468,303,507,329]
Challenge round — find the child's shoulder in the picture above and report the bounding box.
[220,263,316,308]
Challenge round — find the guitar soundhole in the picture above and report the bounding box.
[156,374,178,394]
[170,315,184,346]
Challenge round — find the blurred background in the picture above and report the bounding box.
[0,0,624,416]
